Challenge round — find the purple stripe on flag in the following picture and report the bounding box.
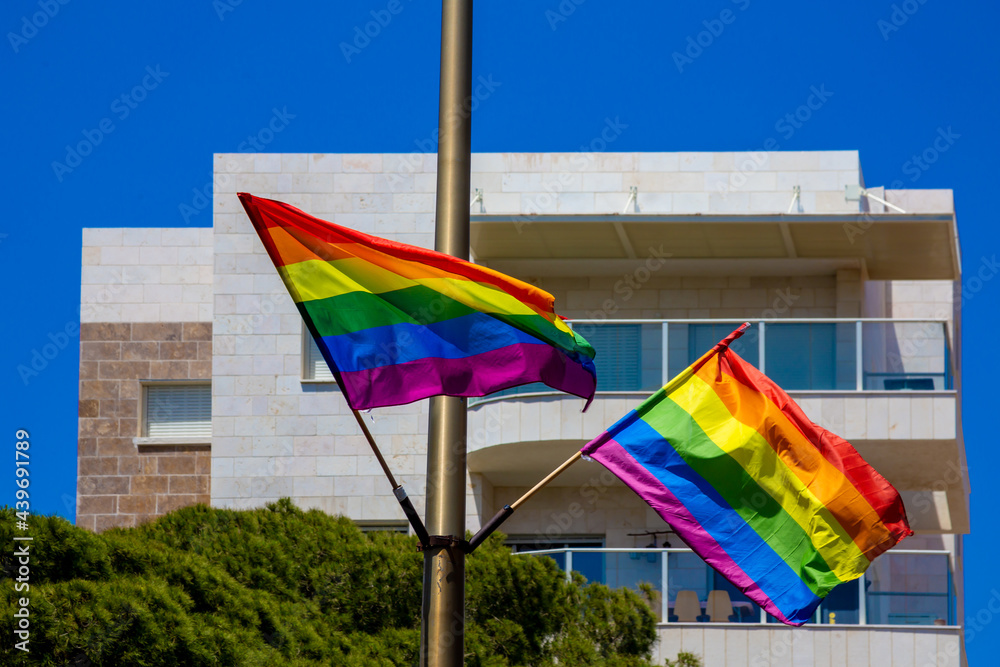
[338,342,596,410]
[587,438,799,625]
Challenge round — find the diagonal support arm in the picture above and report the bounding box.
[466,451,582,552]
[351,409,430,546]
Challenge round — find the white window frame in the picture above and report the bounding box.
[505,535,606,553]
[135,381,212,445]
[356,521,409,535]
[301,330,337,383]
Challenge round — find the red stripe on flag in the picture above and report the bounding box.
[719,350,912,553]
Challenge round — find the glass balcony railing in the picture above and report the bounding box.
[516,548,955,626]
[473,319,953,404]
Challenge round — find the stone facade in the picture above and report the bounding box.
[473,150,862,216]
[77,322,212,531]
[543,274,839,321]
[80,227,213,324]
[208,151,857,523]
[77,152,966,538]
[77,151,969,665]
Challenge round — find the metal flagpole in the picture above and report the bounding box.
[421,1,472,665]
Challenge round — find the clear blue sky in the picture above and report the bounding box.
[3,0,997,660]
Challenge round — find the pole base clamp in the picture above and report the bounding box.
[417,535,469,552]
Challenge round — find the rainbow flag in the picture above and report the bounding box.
[580,324,911,625]
[238,193,596,410]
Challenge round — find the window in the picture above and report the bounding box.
[587,325,642,390]
[667,553,761,623]
[142,383,211,439]
[667,322,759,379]
[303,334,335,381]
[567,323,662,392]
[883,377,937,391]
[865,552,952,626]
[507,536,606,585]
[765,322,853,390]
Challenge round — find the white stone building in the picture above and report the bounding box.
[78,150,968,666]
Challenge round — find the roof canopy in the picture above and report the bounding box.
[471,213,960,280]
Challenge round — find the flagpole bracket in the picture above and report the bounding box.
[417,535,470,553]
[392,485,431,548]
[465,504,515,553]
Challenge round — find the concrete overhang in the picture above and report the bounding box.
[468,392,968,534]
[471,213,960,280]
[468,438,621,489]
[853,438,969,534]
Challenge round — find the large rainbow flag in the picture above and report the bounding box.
[581,324,911,625]
[238,193,596,410]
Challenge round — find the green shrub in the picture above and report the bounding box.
[0,501,657,665]
[665,652,704,667]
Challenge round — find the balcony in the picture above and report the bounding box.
[475,318,954,397]
[467,318,967,533]
[516,547,956,627]
[514,547,963,665]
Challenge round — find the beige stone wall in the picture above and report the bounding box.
[80,227,213,323]
[888,280,955,320]
[654,624,963,667]
[538,275,837,320]
[210,153,437,525]
[471,150,862,216]
[491,484,662,549]
[77,322,212,531]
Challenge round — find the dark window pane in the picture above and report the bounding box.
[572,552,606,584]
[819,581,860,624]
[668,323,759,378]
[765,323,856,390]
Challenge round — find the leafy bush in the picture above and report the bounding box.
[0,501,657,665]
[665,652,703,667]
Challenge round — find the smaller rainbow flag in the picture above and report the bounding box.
[581,324,911,625]
[238,193,596,410]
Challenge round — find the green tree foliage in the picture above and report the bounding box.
[1,501,656,666]
[665,652,703,667]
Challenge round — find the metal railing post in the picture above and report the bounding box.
[947,554,954,625]
[661,549,669,622]
[856,320,864,391]
[661,322,670,386]
[758,321,766,375]
[859,571,867,625]
[944,322,953,390]
[565,550,573,582]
